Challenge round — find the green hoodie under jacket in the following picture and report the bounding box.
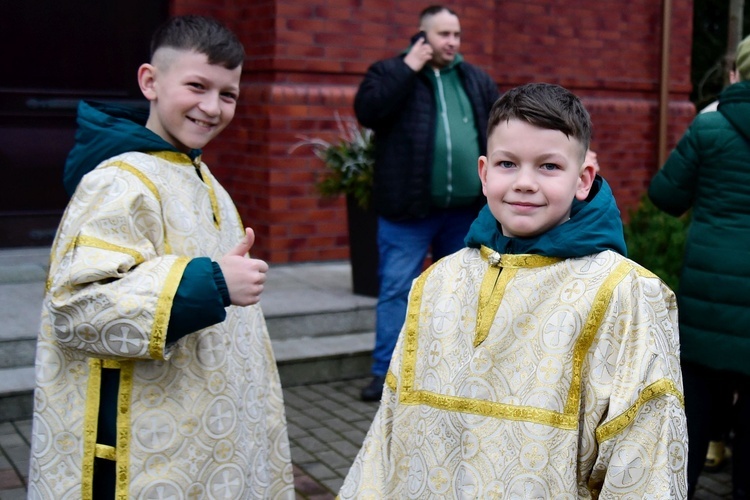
[424,54,482,208]
[648,80,750,376]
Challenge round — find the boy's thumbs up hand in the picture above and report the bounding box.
[228,227,256,257]
[218,228,269,306]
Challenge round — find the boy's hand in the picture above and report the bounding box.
[404,37,433,72]
[218,228,269,306]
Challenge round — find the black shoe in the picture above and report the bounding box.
[360,375,386,401]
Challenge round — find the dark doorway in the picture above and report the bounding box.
[0,1,168,247]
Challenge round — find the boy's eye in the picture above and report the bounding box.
[188,82,204,90]
[540,163,559,171]
[221,92,238,101]
[498,161,515,169]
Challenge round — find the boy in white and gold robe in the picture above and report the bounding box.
[29,16,293,499]
[339,83,687,499]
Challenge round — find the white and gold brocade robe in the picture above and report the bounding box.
[29,152,294,499]
[340,247,687,499]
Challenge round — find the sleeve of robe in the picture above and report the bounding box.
[584,265,688,498]
[45,164,228,362]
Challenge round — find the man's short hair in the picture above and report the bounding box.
[487,83,592,154]
[419,5,458,23]
[150,15,245,69]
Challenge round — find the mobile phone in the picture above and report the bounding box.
[410,31,426,45]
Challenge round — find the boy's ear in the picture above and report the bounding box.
[478,155,489,196]
[138,63,157,101]
[575,163,597,201]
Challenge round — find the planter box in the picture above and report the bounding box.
[346,196,379,297]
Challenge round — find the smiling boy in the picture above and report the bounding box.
[30,16,293,499]
[340,83,687,498]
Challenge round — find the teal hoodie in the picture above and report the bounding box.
[465,176,627,258]
[63,100,200,196]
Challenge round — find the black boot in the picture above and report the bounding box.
[360,375,386,401]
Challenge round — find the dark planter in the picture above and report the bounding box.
[346,195,379,297]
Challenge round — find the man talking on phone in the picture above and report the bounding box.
[354,5,499,401]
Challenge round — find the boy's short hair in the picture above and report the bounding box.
[488,83,592,154]
[150,15,245,69]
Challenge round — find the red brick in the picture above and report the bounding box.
[172,0,695,264]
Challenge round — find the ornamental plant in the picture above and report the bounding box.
[623,195,691,291]
[290,112,375,210]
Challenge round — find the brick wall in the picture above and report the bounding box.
[171,0,695,263]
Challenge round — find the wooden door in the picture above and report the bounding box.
[0,1,167,247]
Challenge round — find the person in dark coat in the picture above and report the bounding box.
[648,35,750,499]
[354,5,499,401]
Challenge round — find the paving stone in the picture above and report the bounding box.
[0,487,27,500]
[334,408,364,423]
[313,450,350,470]
[305,494,334,500]
[0,469,22,490]
[0,434,24,449]
[301,406,333,421]
[327,440,360,458]
[286,422,308,439]
[282,392,310,411]
[318,476,343,495]
[289,446,314,465]
[295,436,329,454]
[298,462,336,481]
[341,429,367,445]
[292,471,329,496]
[308,427,342,443]
[10,422,31,443]
[287,414,324,433]
[351,418,376,433]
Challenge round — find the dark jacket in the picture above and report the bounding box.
[354,55,499,220]
[648,80,750,376]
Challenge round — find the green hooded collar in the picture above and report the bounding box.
[63,100,201,196]
[718,80,750,142]
[464,176,627,258]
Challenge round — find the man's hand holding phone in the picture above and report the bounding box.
[404,31,433,72]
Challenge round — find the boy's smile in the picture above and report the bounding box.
[139,49,241,153]
[478,118,595,239]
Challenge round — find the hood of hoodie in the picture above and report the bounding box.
[718,80,750,142]
[464,176,627,258]
[62,100,200,196]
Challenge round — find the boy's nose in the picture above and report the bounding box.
[513,168,538,191]
[199,93,221,117]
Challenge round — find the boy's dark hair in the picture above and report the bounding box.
[488,83,591,154]
[150,15,245,69]
[420,5,458,22]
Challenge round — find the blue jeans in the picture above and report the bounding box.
[371,207,478,376]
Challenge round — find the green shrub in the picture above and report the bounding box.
[623,195,691,291]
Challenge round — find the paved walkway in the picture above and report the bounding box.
[0,375,736,499]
